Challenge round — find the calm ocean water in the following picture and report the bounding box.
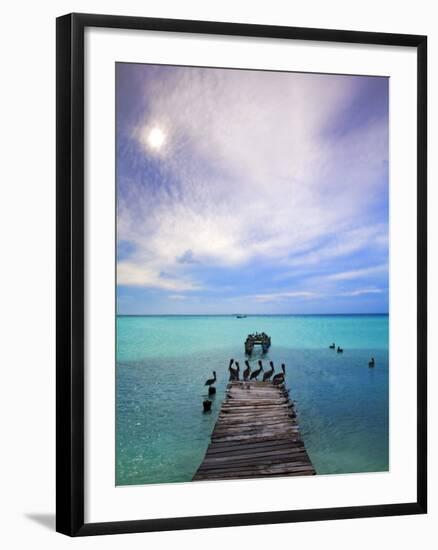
[116,315,389,485]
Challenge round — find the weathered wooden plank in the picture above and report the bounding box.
[195,465,315,480]
[199,460,314,473]
[206,439,304,455]
[225,392,286,396]
[205,447,306,461]
[219,412,294,420]
[198,461,314,475]
[211,426,300,436]
[194,471,315,481]
[218,412,294,420]
[214,422,297,431]
[221,416,296,424]
[206,442,304,457]
[202,446,310,462]
[223,403,290,408]
[211,435,303,444]
[217,417,296,424]
[212,428,300,442]
[215,414,296,422]
[200,451,311,468]
[221,403,291,409]
[213,420,299,430]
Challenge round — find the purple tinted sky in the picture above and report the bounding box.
[116,64,388,315]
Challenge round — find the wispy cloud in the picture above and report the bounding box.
[250,291,318,303]
[283,225,388,270]
[240,287,383,302]
[117,262,201,291]
[338,288,384,297]
[167,294,188,300]
[327,263,388,281]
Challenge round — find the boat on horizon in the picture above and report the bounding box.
[236,314,247,318]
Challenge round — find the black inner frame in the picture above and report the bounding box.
[56,12,427,537]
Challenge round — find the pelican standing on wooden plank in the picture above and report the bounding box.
[272,364,286,385]
[243,360,251,381]
[250,360,263,380]
[228,358,238,381]
[263,360,275,382]
[230,361,240,381]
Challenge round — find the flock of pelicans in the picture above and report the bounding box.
[204,358,286,391]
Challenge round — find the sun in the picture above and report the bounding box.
[146,127,166,150]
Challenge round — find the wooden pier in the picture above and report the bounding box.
[245,333,271,355]
[193,381,315,481]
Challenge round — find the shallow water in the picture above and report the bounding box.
[116,315,388,485]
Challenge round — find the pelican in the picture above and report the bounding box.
[272,364,286,385]
[369,357,375,368]
[329,342,335,349]
[235,362,241,380]
[337,346,344,353]
[230,361,240,381]
[243,360,251,381]
[228,358,238,381]
[263,361,275,382]
[250,360,263,380]
[205,371,216,387]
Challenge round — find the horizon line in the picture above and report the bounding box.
[117,312,389,317]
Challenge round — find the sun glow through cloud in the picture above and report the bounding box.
[142,126,166,151]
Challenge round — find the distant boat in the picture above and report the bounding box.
[236,314,247,318]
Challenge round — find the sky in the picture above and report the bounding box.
[116,63,389,315]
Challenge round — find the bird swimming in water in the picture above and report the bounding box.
[272,364,286,385]
[329,343,335,349]
[369,357,375,368]
[243,360,251,381]
[205,371,216,387]
[263,361,275,382]
[337,346,344,353]
[250,360,263,380]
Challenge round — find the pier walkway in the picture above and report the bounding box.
[193,381,315,481]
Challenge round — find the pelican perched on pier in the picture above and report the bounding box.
[205,371,216,387]
[243,360,251,381]
[230,361,240,381]
[228,359,238,381]
[272,364,286,385]
[250,360,263,380]
[263,361,275,382]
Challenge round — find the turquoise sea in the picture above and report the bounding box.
[116,315,389,485]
